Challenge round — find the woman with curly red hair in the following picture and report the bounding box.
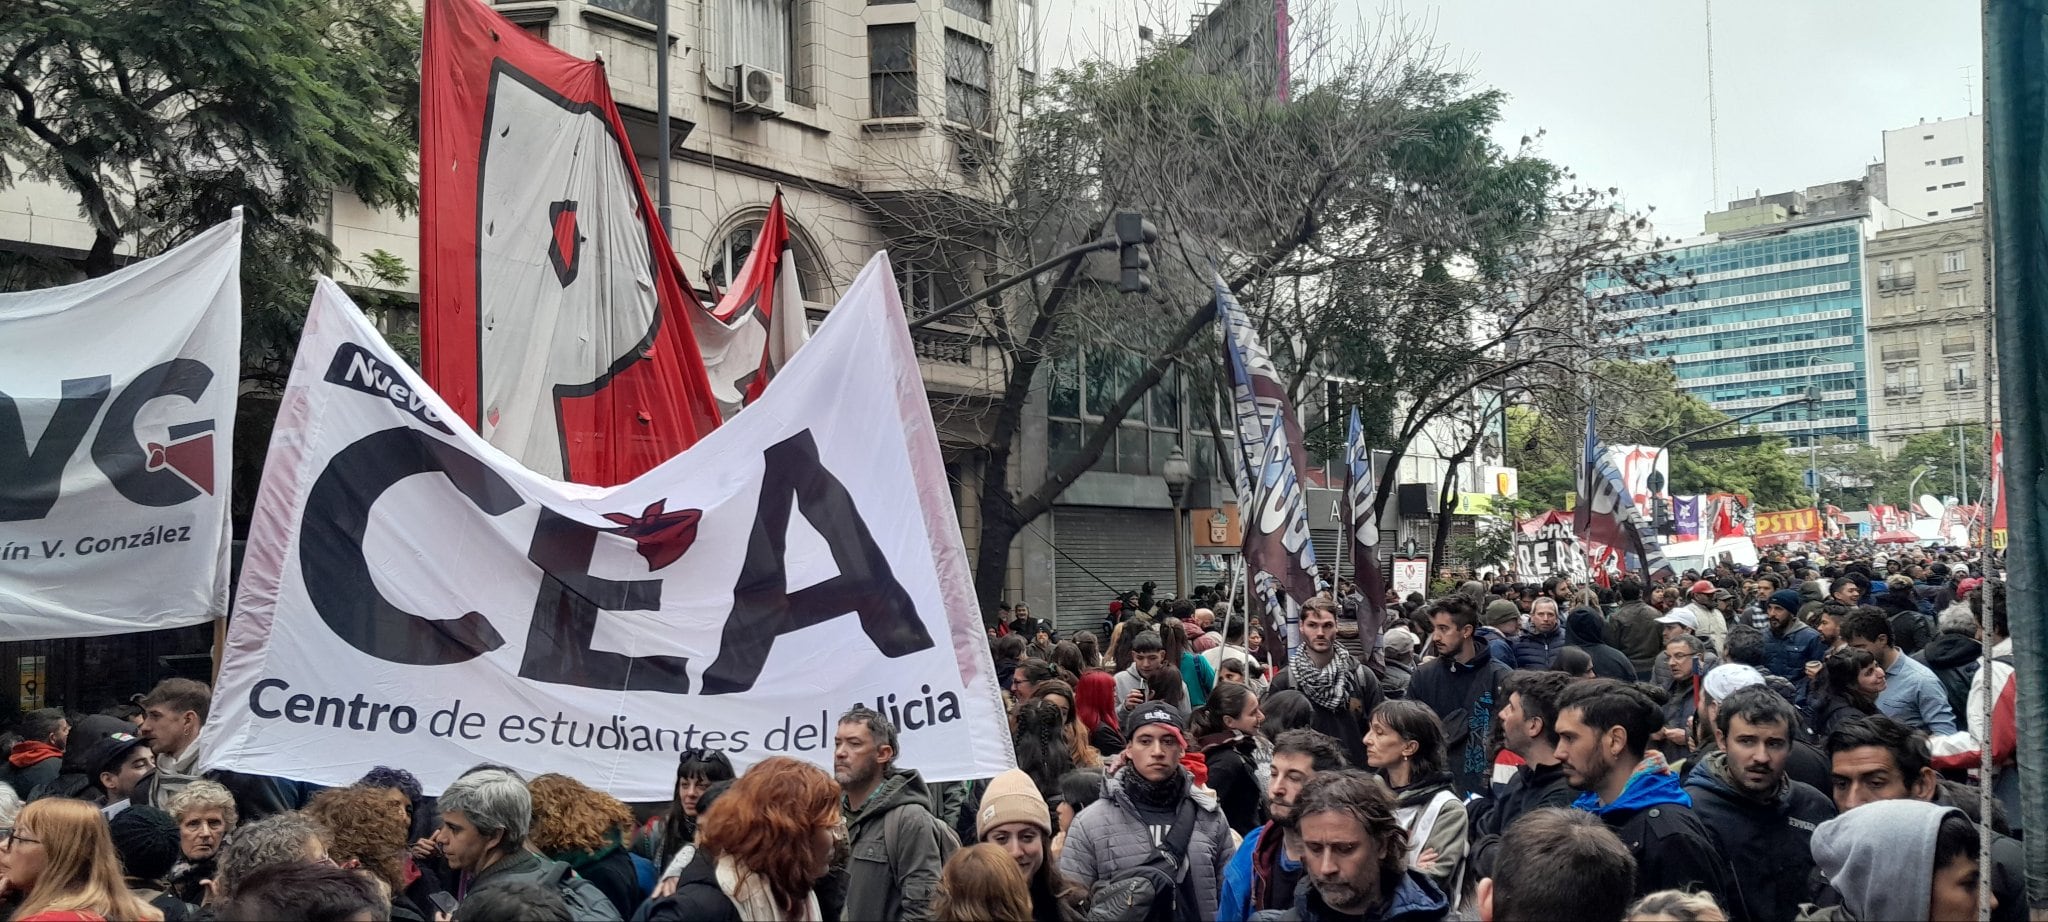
[303,784,423,919]
[526,773,646,919]
[640,757,842,922]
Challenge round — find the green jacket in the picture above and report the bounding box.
[837,768,958,922]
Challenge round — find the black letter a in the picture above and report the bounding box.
[700,430,933,694]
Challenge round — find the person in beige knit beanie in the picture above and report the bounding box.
[976,768,1087,920]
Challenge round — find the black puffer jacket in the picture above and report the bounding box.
[1564,609,1639,682]
[1915,632,1982,722]
[635,850,738,922]
[1683,752,1836,922]
[1466,760,1573,878]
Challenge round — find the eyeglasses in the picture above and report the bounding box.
[0,829,38,848]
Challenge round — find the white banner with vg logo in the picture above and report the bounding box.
[0,215,240,639]
[201,252,1013,797]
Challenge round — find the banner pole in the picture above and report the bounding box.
[210,616,226,686]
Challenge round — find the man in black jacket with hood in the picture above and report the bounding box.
[1467,670,1576,878]
[1681,686,1834,922]
[1407,597,1511,796]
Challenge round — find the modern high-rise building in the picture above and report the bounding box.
[1881,115,1984,223]
[1599,185,1876,447]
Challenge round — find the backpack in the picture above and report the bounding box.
[1084,800,1199,922]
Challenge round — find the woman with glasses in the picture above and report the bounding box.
[642,748,736,898]
[3,797,164,920]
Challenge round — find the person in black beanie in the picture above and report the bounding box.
[1057,703,1233,921]
[109,805,194,921]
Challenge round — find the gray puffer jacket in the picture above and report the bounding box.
[1058,769,1233,920]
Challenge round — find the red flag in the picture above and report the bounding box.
[693,192,811,415]
[420,0,722,485]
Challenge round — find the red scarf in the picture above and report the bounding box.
[8,740,60,769]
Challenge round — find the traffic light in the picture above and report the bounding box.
[1115,212,1158,294]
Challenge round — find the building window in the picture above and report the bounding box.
[1928,211,1940,217]
[704,212,821,302]
[727,0,793,75]
[894,258,951,319]
[1949,360,1973,390]
[945,0,991,22]
[1944,287,1970,308]
[1942,181,1967,189]
[868,24,917,118]
[1924,185,1938,192]
[944,30,992,129]
[1942,249,1967,273]
[1952,205,1975,214]
[1942,156,1965,165]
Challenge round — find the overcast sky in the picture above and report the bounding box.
[1041,0,1983,237]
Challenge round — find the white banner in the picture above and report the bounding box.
[202,253,1013,797]
[0,216,241,639]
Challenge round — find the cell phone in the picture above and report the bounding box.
[429,892,458,916]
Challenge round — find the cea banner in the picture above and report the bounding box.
[203,254,1013,797]
[0,215,240,640]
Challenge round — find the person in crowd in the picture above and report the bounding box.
[1,709,70,799]
[453,880,571,922]
[1363,700,1466,897]
[642,757,841,922]
[1742,575,1782,633]
[994,634,1028,697]
[1877,575,1933,656]
[1059,704,1231,921]
[1655,634,1705,764]
[1805,799,1990,922]
[1204,618,1257,689]
[1761,588,1830,694]
[1218,658,1250,688]
[1073,671,1125,759]
[1686,664,1833,795]
[302,784,424,921]
[107,806,191,922]
[1160,617,1217,707]
[1194,682,1269,835]
[0,782,16,917]
[931,844,1032,922]
[162,780,235,907]
[1406,597,1511,796]
[1565,607,1638,682]
[1219,730,1349,922]
[1510,597,1567,670]
[1475,808,1635,922]
[215,861,387,922]
[357,766,432,865]
[1551,646,1597,679]
[1379,629,1418,699]
[1260,690,1315,737]
[1031,680,1105,770]
[1253,769,1450,922]
[1809,649,1884,739]
[1051,641,1088,682]
[84,732,156,815]
[212,812,334,906]
[134,679,300,822]
[834,705,953,922]
[639,748,735,892]
[1814,603,1849,657]
[1552,679,1728,901]
[1839,609,1957,734]
[974,769,1084,922]
[1266,598,1382,770]
[430,769,618,921]
[1137,664,1191,723]
[1073,631,1104,671]
[2,798,166,921]
[1678,580,1730,655]
[25,715,135,805]
[1466,671,1576,878]
[1014,699,1078,805]
[1478,601,1521,665]
[1964,580,2017,827]
[1914,607,1982,727]
[1013,659,1059,702]
[1626,890,1729,922]
[1113,631,1170,713]
[1049,770,1103,865]
[1822,716,2023,922]
[1610,581,1666,676]
[1681,686,1834,922]
[527,774,645,919]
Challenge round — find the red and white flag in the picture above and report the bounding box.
[694,192,811,416]
[420,0,723,485]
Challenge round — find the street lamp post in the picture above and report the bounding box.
[1162,446,1193,600]
[1649,385,1823,524]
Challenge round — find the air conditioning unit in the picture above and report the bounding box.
[731,64,786,117]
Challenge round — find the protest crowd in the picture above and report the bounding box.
[0,542,2016,922]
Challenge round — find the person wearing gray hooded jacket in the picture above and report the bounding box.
[833,706,957,922]
[1060,704,1232,921]
[1800,798,1991,921]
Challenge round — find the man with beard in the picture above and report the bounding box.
[1250,770,1450,922]
[1267,599,1382,769]
[1552,679,1728,903]
[1061,705,1233,921]
[1220,730,1351,922]
[1406,597,1512,796]
[1467,671,1577,877]
[1759,589,1828,695]
[833,705,954,921]
[1680,687,1834,922]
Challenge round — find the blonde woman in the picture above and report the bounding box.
[3,797,163,921]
